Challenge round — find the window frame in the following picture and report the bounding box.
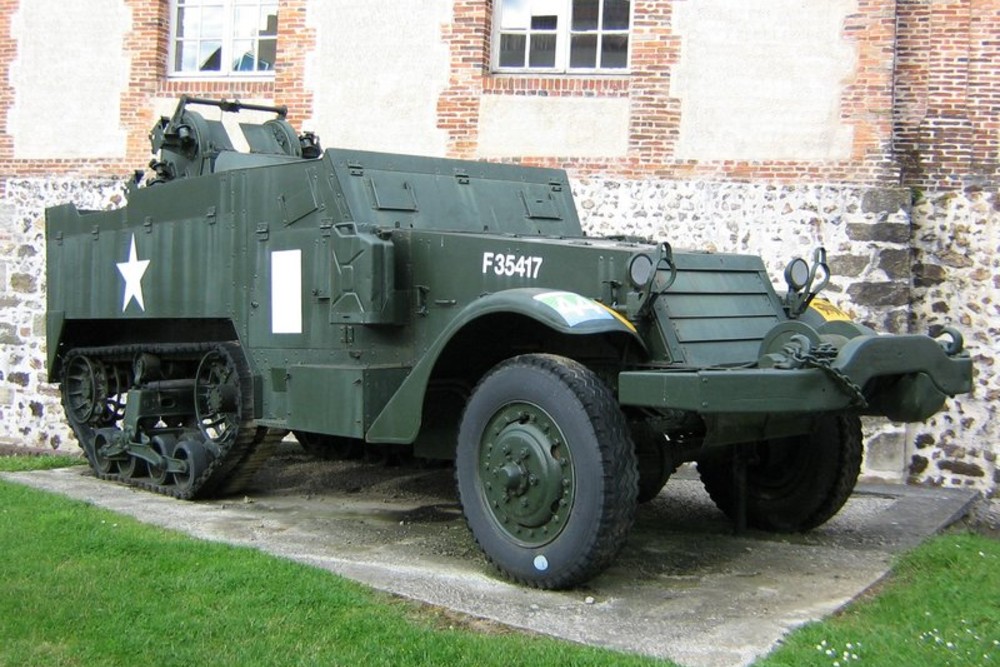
[167,0,278,79]
[492,0,632,74]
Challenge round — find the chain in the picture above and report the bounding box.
[784,340,870,409]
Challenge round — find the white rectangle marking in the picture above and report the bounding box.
[271,249,302,334]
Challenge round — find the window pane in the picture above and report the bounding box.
[572,0,599,31]
[603,0,630,30]
[202,6,224,37]
[233,39,254,70]
[175,41,198,71]
[529,33,556,67]
[570,34,597,68]
[234,7,258,37]
[257,38,276,70]
[172,0,278,75]
[176,7,196,39]
[600,33,628,68]
[500,0,530,29]
[499,33,526,68]
[260,9,278,37]
[531,14,558,30]
[199,40,222,70]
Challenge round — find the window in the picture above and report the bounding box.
[494,0,631,73]
[170,0,278,77]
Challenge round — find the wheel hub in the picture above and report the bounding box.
[479,404,574,547]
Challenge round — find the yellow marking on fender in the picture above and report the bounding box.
[598,302,638,334]
[810,298,851,322]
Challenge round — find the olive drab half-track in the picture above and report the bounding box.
[45,97,973,589]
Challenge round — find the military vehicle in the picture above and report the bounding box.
[45,97,972,588]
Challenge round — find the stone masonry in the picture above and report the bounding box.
[4,175,993,495]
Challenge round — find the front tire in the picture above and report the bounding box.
[697,414,863,532]
[456,354,638,589]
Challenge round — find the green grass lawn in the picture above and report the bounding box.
[0,455,661,667]
[760,531,1000,666]
[1,454,998,667]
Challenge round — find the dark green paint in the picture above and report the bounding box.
[46,98,971,457]
[478,402,575,547]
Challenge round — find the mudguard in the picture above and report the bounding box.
[365,288,641,443]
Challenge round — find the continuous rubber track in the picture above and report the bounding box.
[63,342,284,500]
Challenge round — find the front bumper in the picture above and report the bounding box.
[618,334,972,422]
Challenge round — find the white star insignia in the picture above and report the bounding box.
[116,233,150,312]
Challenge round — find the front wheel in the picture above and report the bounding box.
[697,414,863,532]
[456,354,638,589]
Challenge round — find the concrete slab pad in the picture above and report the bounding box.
[2,449,977,667]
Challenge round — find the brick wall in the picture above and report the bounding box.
[894,0,1000,189]
[0,2,994,189]
[438,0,899,182]
[273,0,313,127]
[4,0,964,185]
[0,0,285,182]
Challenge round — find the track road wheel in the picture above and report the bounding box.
[173,440,211,494]
[91,430,120,476]
[148,435,177,486]
[118,453,146,480]
[456,354,638,589]
[697,414,863,532]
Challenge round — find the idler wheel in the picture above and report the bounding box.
[62,355,110,426]
[194,349,243,444]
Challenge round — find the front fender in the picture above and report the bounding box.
[365,288,641,444]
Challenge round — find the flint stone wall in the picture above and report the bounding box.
[1,177,995,495]
[0,179,127,452]
[574,179,996,495]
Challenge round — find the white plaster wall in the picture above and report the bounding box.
[670,0,857,161]
[303,0,451,156]
[8,0,131,159]
[477,95,630,159]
